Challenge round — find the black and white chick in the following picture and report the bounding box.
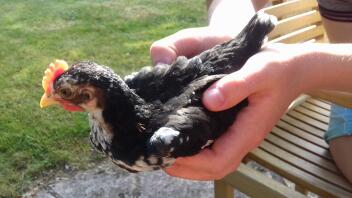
[39,12,276,172]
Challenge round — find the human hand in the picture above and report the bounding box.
[150,26,234,65]
[164,43,308,180]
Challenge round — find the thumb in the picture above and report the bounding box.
[202,69,259,111]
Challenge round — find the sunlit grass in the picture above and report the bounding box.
[0,0,206,196]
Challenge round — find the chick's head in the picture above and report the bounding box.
[40,60,104,112]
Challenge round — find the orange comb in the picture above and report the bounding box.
[42,60,68,94]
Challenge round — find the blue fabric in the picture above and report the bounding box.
[325,104,352,142]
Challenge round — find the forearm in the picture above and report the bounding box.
[293,43,352,93]
[207,0,269,36]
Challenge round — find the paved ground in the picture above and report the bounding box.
[24,160,242,198]
[24,160,305,198]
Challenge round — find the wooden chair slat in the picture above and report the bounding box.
[306,98,332,110]
[281,115,325,138]
[221,163,308,198]
[249,148,352,197]
[276,120,329,149]
[214,180,234,198]
[259,141,352,191]
[288,110,329,131]
[316,35,327,43]
[270,0,284,2]
[287,95,311,112]
[263,0,318,19]
[271,127,332,160]
[309,90,352,108]
[268,10,321,39]
[295,106,330,124]
[265,133,339,173]
[269,24,324,44]
[303,35,326,43]
[301,102,331,117]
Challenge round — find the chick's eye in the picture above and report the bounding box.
[81,92,92,101]
[59,88,73,98]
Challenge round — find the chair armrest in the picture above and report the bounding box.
[306,90,352,108]
[219,163,308,198]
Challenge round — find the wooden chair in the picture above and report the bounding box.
[213,0,352,197]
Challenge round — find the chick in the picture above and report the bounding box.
[40,12,276,172]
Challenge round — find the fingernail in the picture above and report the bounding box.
[204,87,225,109]
[154,57,173,66]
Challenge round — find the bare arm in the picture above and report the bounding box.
[207,0,269,35]
[208,0,255,35]
[307,15,352,106]
[300,44,352,108]
[298,44,352,94]
[150,0,269,65]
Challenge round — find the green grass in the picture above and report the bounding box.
[0,0,206,196]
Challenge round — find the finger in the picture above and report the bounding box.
[216,93,288,151]
[167,105,260,172]
[171,110,252,173]
[150,28,233,65]
[170,149,218,168]
[163,162,216,180]
[202,67,262,111]
[150,42,177,65]
[150,29,203,65]
[164,149,242,180]
[171,96,286,177]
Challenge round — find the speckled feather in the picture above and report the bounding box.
[53,12,276,172]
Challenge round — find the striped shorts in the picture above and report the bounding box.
[318,0,352,22]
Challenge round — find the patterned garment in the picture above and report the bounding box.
[318,0,352,22]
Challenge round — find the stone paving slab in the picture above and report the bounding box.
[24,161,221,198]
[25,160,298,198]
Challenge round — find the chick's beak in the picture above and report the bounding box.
[40,93,59,108]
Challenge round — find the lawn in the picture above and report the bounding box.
[0,0,206,196]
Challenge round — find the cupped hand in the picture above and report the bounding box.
[163,43,307,180]
[150,26,235,65]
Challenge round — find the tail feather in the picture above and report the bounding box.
[236,11,277,47]
[199,12,277,74]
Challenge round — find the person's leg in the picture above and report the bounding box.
[316,2,352,183]
[321,17,352,43]
[329,136,352,183]
[317,0,352,43]
[325,104,352,183]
